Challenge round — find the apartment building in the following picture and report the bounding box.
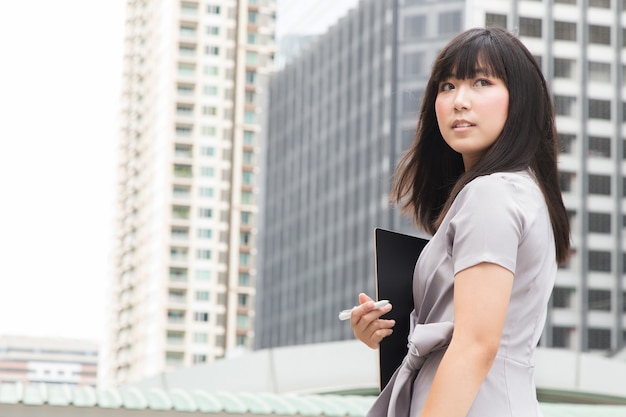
[257,0,626,355]
[109,0,275,385]
[0,335,98,386]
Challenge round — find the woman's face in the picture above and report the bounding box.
[434,68,509,170]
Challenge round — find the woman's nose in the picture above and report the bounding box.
[453,87,470,111]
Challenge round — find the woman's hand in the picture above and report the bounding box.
[350,293,395,349]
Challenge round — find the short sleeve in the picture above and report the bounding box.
[446,174,525,275]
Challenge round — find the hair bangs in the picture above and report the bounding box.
[434,30,508,84]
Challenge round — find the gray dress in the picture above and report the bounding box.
[368,171,556,417]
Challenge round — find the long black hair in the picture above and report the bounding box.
[391,27,571,263]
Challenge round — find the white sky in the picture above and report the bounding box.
[0,1,126,342]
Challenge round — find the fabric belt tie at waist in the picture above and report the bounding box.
[366,321,454,417]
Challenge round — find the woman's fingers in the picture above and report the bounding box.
[350,300,395,349]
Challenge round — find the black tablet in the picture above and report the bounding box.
[374,228,429,390]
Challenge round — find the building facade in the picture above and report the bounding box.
[109,0,275,385]
[0,335,98,386]
[257,0,626,354]
[257,0,465,348]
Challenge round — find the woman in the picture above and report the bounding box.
[350,27,570,417]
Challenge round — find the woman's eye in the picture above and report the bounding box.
[440,82,454,92]
[474,79,491,87]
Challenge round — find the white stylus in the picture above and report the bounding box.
[338,300,390,321]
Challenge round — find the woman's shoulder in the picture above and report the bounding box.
[461,170,540,199]
[453,170,543,216]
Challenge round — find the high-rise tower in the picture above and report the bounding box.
[257,0,626,356]
[109,0,275,385]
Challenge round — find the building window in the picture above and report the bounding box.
[201,146,215,157]
[241,191,253,204]
[203,85,218,96]
[200,167,215,177]
[554,95,576,116]
[175,144,192,158]
[196,291,210,301]
[236,335,247,346]
[206,46,220,56]
[589,174,611,195]
[238,293,249,307]
[554,21,577,41]
[172,205,190,219]
[559,133,576,154]
[206,26,219,35]
[552,326,572,348]
[244,111,256,124]
[402,89,423,114]
[180,24,196,37]
[171,247,188,261]
[588,328,611,350]
[166,352,184,365]
[201,126,217,137]
[246,51,257,65]
[239,273,250,286]
[171,227,189,239]
[181,2,198,13]
[589,25,611,45]
[199,187,214,198]
[588,289,611,311]
[588,250,611,272]
[245,71,256,84]
[193,332,208,343]
[245,91,256,104]
[552,287,572,308]
[203,106,217,116]
[243,151,254,164]
[243,131,255,144]
[197,228,212,239]
[237,314,249,328]
[194,312,209,322]
[559,172,575,192]
[242,171,254,185]
[197,249,211,260]
[175,124,193,136]
[196,270,211,281]
[207,5,220,14]
[438,11,461,35]
[588,212,611,233]
[204,65,219,76]
[177,84,194,95]
[588,136,611,157]
[485,13,507,28]
[589,61,611,83]
[248,11,258,23]
[198,208,212,218]
[554,58,575,79]
[169,267,188,282]
[240,252,250,266]
[588,99,611,120]
[519,17,542,38]
[404,15,426,39]
[178,43,196,56]
[173,185,191,198]
[241,211,252,225]
[193,354,207,364]
[240,232,251,245]
[402,51,426,78]
[167,310,185,323]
